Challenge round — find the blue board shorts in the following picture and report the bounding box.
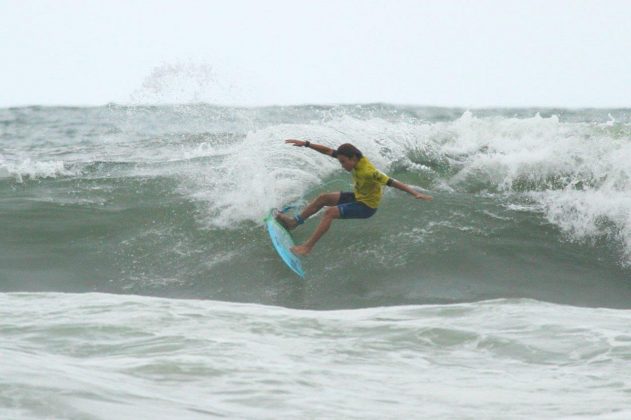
[337,192,377,219]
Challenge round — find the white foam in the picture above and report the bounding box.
[1,158,77,182]
[125,110,631,262]
[185,124,342,228]
[430,112,631,262]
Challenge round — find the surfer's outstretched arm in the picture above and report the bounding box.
[285,139,335,157]
[389,179,433,201]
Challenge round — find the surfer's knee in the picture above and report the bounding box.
[315,192,340,207]
[315,193,329,205]
[323,206,340,219]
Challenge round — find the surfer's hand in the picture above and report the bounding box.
[285,139,306,147]
[413,191,433,201]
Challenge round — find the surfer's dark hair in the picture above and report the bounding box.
[335,143,363,159]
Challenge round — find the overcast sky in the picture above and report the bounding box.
[2,0,630,107]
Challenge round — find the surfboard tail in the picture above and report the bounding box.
[264,209,305,278]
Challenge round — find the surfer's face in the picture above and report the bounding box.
[337,155,358,172]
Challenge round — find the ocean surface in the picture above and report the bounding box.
[1,104,630,418]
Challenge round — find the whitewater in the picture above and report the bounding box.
[1,104,630,418]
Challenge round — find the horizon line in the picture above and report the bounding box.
[2,101,630,110]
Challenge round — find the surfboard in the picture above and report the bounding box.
[264,209,305,278]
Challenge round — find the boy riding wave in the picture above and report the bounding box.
[276,139,432,256]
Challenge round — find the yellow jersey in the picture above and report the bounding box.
[352,157,390,208]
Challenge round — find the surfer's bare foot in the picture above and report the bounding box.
[275,211,298,230]
[292,244,312,256]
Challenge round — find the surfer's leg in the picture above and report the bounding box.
[276,192,340,230]
[292,206,340,256]
[299,192,341,220]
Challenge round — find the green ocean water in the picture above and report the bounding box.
[1,104,631,309]
[2,104,631,419]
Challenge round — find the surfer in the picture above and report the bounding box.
[276,139,432,256]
